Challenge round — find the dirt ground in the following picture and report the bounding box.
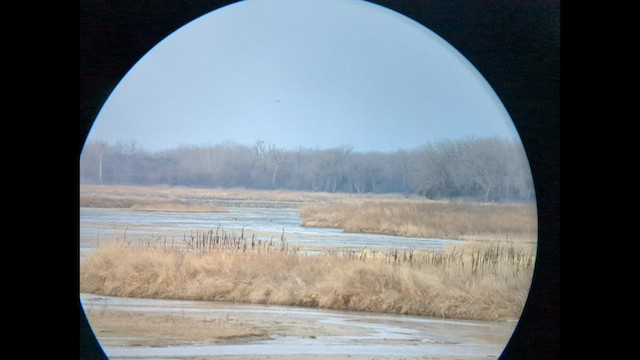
[86,311,270,347]
[82,293,516,360]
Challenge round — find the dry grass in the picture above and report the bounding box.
[80,237,534,321]
[81,184,335,204]
[81,185,537,242]
[80,184,420,206]
[80,195,223,213]
[299,201,537,242]
[80,185,535,320]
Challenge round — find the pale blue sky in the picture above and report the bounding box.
[87,0,520,153]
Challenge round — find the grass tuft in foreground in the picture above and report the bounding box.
[80,233,534,321]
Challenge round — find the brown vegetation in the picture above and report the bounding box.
[81,185,537,242]
[80,184,409,208]
[80,232,534,321]
[80,186,536,321]
[299,201,537,242]
[81,184,340,204]
[80,194,223,213]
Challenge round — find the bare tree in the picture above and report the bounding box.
[269,145,289,188]
[79,138,534,202]
[79,140,108,183]
[314,145,352,192]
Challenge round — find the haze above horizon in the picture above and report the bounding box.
[86,0,521,153]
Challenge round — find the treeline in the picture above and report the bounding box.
[80,137,534,202]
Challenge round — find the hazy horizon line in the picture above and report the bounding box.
[82,134,521,154]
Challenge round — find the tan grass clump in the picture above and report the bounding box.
[80,237,534,321]
[80,184,424,207]
[299,201,537,242]
[80,195,222,213]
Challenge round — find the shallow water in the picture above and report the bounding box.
[81,293,515,359]
[80,207,462,254]
[80,206,515,359]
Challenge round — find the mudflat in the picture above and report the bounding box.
[82,293,516,359]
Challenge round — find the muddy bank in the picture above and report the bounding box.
[81,293,516,360]
[86,311,270,347]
